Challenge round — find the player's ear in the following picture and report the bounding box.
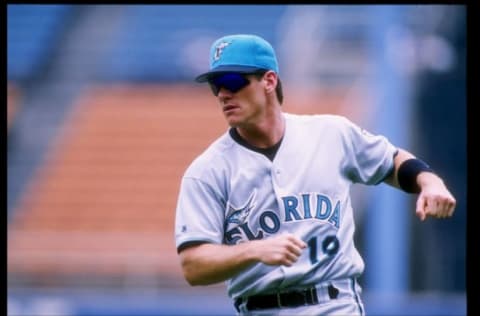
[263,71,277,94]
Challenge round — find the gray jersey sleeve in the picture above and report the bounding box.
[340,116,398,185]
[175,176,225,250]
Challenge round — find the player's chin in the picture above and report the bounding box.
[224,115,243,127]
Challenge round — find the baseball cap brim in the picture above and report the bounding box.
[195,65,267,82]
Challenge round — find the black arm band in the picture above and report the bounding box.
[397,158,434,193]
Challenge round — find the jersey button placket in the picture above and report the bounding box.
[271,165,284,192]
[273,167,281,186]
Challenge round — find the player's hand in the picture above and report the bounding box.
[415,172,456,221]
[253,233,307,267]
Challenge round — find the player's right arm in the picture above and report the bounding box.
[178,233,307,286]
[382,148,456,221]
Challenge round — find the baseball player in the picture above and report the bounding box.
[174,34,456,315]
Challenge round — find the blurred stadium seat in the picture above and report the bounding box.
[7,4,74,82]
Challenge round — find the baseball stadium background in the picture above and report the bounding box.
[7,4,466,316]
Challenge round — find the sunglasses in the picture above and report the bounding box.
[208,73,251,96]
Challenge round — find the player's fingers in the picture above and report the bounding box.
[415,195,427,221]
[426,196,451,218]
[284,252,300,266]
[433,196,454,218]
[273,252,294,267]
[424,197,436,216]
[286,234,307,249]
[287,251,299,261]
[443,195,456,217]
[438,199,450,218]
[286,243,303,257]
[416,209,426,221]
[447,197,456,216]
[269,251,291,266]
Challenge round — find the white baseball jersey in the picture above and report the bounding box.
[175,113,397,300]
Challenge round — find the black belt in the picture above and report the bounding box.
[234,284,339,312]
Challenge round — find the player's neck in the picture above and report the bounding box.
[235,111,285,148]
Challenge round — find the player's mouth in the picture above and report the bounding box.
[223,104,239,113]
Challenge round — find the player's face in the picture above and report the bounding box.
[209,72,269,127]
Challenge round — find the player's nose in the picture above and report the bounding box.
[217,86,234,97]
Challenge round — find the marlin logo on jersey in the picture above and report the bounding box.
[225,190,256,225]
[224,192,340,245]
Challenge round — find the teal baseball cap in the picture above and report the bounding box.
[195,34,279,82]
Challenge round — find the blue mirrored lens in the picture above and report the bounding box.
[209,73,250,96]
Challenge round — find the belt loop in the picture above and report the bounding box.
[234,298,241,312]
[235,296,249,313]
[310,286,319,304]
[276,292,283,308]
[328,284,339,299]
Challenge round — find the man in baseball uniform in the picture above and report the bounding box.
[174,34,456,315]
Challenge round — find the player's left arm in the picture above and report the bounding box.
[383,148,456,221]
